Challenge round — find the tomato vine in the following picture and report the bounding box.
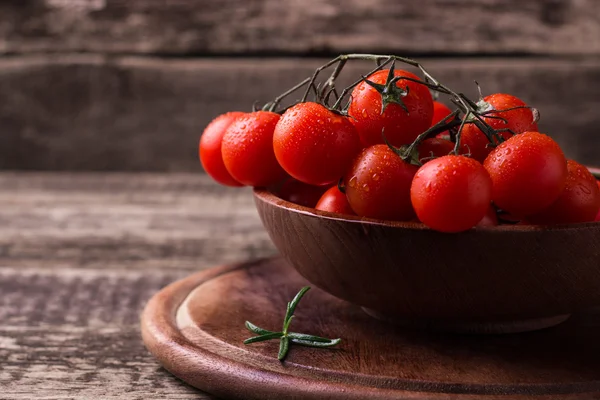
[260,53,539,165]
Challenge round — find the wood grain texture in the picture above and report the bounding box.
[142,257,600,399]
[0,172,275,270]
[0,267,217,399]
[0,0,599,55]
[254,189,600,331]
[1,55,599,171]
[0,172,272,399]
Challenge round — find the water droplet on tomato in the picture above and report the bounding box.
[452,170,457,175]
[362,184,370,192]
[425,181,432,192]
[579,184,592,194]
[372,173,379,181]
[505,148,512,155]
[348,176,357,188]
[362,110,368,118]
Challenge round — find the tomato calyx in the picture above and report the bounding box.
[381,129,420,166]
[383,108,462,166]
[361,62,410,115]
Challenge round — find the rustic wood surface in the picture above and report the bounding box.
[1,0,599,55]
[0,172,275,399]
[142,258,600,399]
[1,55,599,172]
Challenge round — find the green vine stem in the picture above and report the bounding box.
[264,53,538,157]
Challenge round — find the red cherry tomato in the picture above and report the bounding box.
[315,186,355,215]
[483,132,567,217]
[417,138,455,164]
[477,206,499,227]
[411,155,492,233]
[461,94,538,162]
[345,144,418,221]
[431,101,455,139]
[278,178,328,208]
[221,111,286,187]
[431,101,453,125]
[199,112,245,186]
[596,181,600,221]
[273,102,361,186]
[528,160,600,224]
[348,69,433,147]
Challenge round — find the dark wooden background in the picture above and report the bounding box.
[1,1,600,399]
[0,0,599,171]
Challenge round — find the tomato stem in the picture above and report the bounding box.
[403,109,462,163]
[267,53,537,159]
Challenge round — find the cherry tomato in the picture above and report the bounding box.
[477,206,499,227]
[431,101,453,125]
[199,112,245,186]
[344,144,418,221]
[273,102,361,186]
[431,101,455,139]
[483,132,567,217]
[461,93,538,162]
[411,155,492,233]
[417,138,455,164]
[528,160,600,224]
[221,111,286,187]
[278,178,328,208]
[348,69,433,147]
[315,186,355,215]
[597,181,600,221]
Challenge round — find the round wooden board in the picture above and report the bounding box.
[141,257,600,400]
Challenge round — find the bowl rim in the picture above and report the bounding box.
[253,186,600,233]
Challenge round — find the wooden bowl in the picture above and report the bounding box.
[254,186,600,334]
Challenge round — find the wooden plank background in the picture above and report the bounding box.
[0,0,599,171]
[0,172,269,399]
[1,0,599,55]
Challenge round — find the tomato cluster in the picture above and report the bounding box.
[200,63,600,233]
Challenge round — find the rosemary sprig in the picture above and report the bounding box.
[243,286,341,361]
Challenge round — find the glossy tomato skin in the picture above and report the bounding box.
[417,138,455,164]
[315,186,355,215]
[596,181,600,221]
[483,132,567,217]
[411,155,492,233]
[348,69,433,148]
[461,94,538,162]
[344,145,418,221]
[221,111,286,187]
[199,112,245,186]
[431,101,454,139]
[431,101,453,125]
[274,102,361,186]
[528,160,600,224]
[278,178,328,208]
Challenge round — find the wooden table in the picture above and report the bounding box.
[0,172,277,399]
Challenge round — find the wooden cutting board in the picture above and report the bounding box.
[141,257,600,399]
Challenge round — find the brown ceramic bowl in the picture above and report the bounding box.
[254,173,600,334]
